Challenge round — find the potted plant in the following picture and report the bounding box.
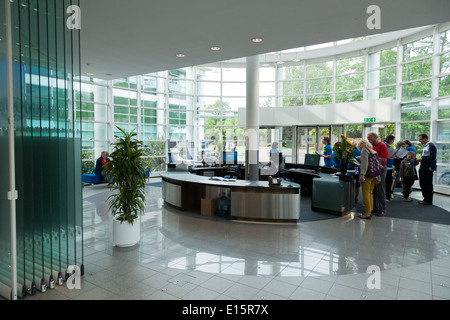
[333,134,356,174]
[104,127,147,247]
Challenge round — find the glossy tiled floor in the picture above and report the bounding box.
[26,178,450,300]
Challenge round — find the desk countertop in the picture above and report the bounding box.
[161,172,300,190]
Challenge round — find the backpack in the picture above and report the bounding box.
[365,148,384,177]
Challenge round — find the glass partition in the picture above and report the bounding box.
[0,0,11,299]
[0,0,83,299]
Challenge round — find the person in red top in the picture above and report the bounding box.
[367,132,389,216]
[94,151,111,184]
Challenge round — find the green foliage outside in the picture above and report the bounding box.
[142,139,166,173]
[202,100,246,160]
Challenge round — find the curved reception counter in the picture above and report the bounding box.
[161,172,300,223]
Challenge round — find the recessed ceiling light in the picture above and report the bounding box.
[276,61,285,65]
[252,37,263,43]
[86,72,94,76]
[176,53,185,58]
[292,59,300,62]
[261,63,270,67]
[210,46,221,51]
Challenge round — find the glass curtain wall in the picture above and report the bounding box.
[0,0,83,299]
[76,23,450,189]
[437,28,450,188]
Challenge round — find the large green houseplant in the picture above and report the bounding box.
[104,127,147,246]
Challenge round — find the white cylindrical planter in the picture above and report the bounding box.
[113,215,141,247]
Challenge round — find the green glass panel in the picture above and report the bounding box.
[0,0,12,294]
[0,0,83,298]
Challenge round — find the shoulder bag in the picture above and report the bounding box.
[366,148,384,177]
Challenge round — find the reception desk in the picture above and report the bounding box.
[161,172,300,223]
[280,165,356,215]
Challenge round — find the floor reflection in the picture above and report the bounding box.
[82,183,450,278]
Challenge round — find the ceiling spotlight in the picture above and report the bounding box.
[252,37,263,43]
[211,46,221,51]
[176,53,185,58]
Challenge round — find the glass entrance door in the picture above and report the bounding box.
[296,126,331,165]
[296,127,315,164]
[331,125,344,145]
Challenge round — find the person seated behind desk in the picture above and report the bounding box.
[94,151,112,186]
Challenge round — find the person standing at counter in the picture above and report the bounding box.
[348,144,362,203]
[357,140,380,219]
[417,134,437,205]
[367,132,389,217]
[317,136,333,167]
[384,135,395,201]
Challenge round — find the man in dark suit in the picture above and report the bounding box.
[417,134,437,205]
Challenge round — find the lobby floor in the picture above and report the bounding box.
[26,178,450,300]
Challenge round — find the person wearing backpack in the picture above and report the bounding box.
[367,132,389,217]
[356,139,382,219]
[399,151,417,202]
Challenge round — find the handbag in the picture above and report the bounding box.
[366,148,384,177]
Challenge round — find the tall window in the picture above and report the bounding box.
[335,55,364,103]
[367,47,398,100]
[305,60,333,105]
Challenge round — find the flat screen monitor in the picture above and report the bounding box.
[304,154,320,168]
[222,151,237,165]
[168,141,177,149]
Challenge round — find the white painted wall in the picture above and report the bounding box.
[238,98,395,127]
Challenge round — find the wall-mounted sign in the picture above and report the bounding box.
[364,117,376,123]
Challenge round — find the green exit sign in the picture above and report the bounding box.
[364,117,376,123]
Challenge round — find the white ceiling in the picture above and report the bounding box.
[80,0,450,80]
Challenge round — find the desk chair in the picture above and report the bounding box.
[224,164,241,179]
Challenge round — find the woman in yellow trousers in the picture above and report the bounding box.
[357,140,381,219]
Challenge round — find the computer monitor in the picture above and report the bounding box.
[168,140,177,149]
[304,154,320,168]
[222,151,237,165]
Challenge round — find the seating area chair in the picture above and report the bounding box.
[82,173,103,185]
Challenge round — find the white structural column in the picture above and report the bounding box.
[246,55,260,181]
[5,0,18,301]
